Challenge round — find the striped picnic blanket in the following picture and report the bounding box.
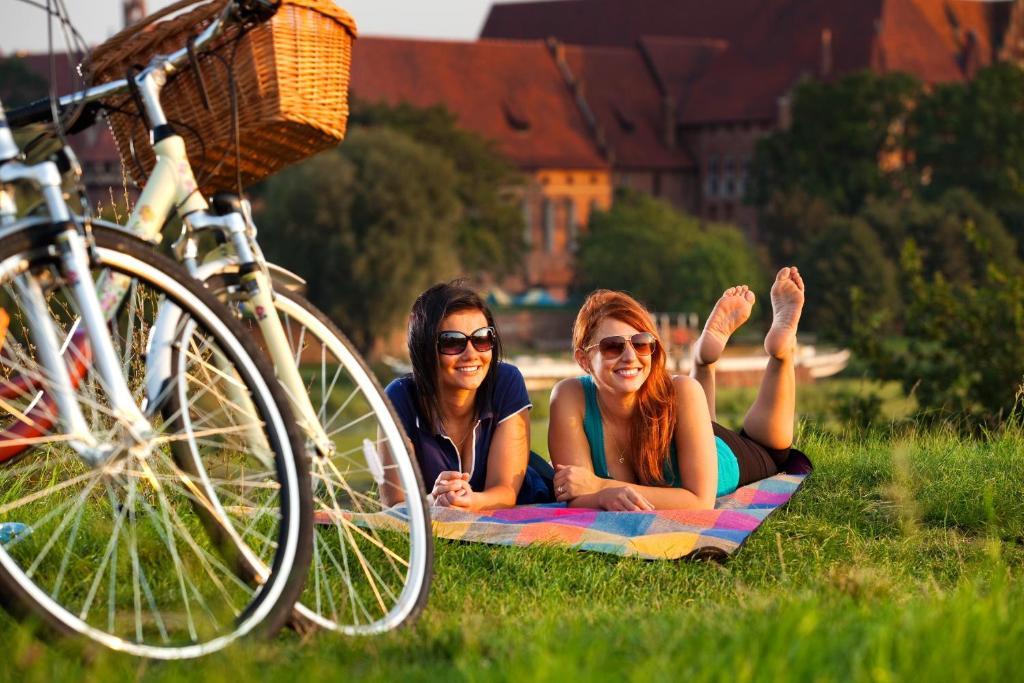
[344,452,812,561]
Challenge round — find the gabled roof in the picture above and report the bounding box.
[558,43,693,169]
[349,37,608,170]
[483,0,1011,125]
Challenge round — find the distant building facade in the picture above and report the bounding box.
[7,0,1023,298]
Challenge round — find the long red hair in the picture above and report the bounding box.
[572,290,676,485]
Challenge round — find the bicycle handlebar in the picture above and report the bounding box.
[4,0,280,131]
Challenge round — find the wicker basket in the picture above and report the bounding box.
[89,0,357,194]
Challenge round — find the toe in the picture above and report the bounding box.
[776,267,790,282]
[744,290,756,303]
[792,269,805,290]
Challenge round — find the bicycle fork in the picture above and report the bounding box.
[183,209,335,458]
[0,159,154,465]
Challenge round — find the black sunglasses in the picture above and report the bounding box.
[437,326,497,356]
[583,332,657,359]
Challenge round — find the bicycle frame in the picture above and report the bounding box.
[101,66,336,458]
[0,104,154,463]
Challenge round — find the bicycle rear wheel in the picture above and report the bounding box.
[208,274,432,635]
[0,226,311,658]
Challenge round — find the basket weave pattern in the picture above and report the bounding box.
[89,0,357,194]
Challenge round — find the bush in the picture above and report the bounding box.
[576,190,765,313]
[853,241,1024,428]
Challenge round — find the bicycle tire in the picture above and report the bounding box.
[0,225,312,659]
[205,274,433,635]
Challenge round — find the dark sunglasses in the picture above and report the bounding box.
[583,332,658,360]
[437,326,497,356]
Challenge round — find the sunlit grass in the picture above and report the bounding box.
[0,379,1020,680]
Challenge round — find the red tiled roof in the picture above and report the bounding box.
[559,43,693,169]
[483,0,1010,125]
[350,37,608,170]
[874,0,1000,80]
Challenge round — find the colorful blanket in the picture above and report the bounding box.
[342,452,812,561]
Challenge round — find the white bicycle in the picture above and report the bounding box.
[7,0,433,639]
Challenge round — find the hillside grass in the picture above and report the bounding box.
[1,380,1021,682]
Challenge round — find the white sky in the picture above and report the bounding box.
[0,0,506,55]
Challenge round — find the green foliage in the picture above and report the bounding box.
[0,58,47,108]
[350,100,526,278]
[575,190,765,312]
[798,215,899,340]
[255,127,461,354]
[907,63,1024,221]
[859,189,1020,283]
[749,71,921,213]
[852,241,1024,427]
[757,188,835,267]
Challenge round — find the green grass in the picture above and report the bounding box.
[1,381,1022,680]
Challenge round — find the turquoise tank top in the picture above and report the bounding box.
[578,375,739,497]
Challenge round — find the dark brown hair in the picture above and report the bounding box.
[407,281,502,430]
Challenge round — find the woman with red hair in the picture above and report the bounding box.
[548,267,806,511]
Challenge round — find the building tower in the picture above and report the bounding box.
[123,0,147,28]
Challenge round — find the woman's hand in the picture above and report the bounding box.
[598,485,655,511]
[553,463,603,501]
[431,471,471,506]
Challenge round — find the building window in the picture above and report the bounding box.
[565,198,578,251]
[706,155,719,198]
[542,198,555,253]
[723,156,735,197]
[522,197,532,246]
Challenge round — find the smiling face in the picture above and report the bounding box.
[577,316,653,396]
[435,308,493,396]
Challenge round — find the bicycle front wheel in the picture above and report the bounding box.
[208,275,432,635]
[0,226,311,658]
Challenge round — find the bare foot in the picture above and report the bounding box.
[693,285,755,365]
[764,266,805,359]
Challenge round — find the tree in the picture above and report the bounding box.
[858,189,1020,285]
[0,58,47,108]
[757,188,835,267]
[749,71,921,214]
[350,100,526,279]
[907,64,1024,218]
[674,223,769,315]
[853,241,1024,428]
[575,190,765,313]
[256,127,462,354]
[798,215,899,340]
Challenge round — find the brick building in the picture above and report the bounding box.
[348,37,700,298]
[482,0,1020,240]
[7,0,1023,299]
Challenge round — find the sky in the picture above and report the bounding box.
[0,0,506,55]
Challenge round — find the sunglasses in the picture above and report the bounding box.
[583,332,658,360]
[437,326,497,356]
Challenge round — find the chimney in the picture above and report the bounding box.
[820,28,833,78]
[662,95,676,149]
[777,92,793,130]
[124,0,147,29]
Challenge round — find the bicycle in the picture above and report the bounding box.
[0,105,313,657]
[0,3,320,658]
[8,0,433,637]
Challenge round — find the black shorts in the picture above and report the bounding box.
[711,422,793,487]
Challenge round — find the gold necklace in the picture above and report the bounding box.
[608,432,627,465]
[441,416,473,455]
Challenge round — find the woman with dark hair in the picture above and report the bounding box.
[548,267,806,511]
[384,281,553,510]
